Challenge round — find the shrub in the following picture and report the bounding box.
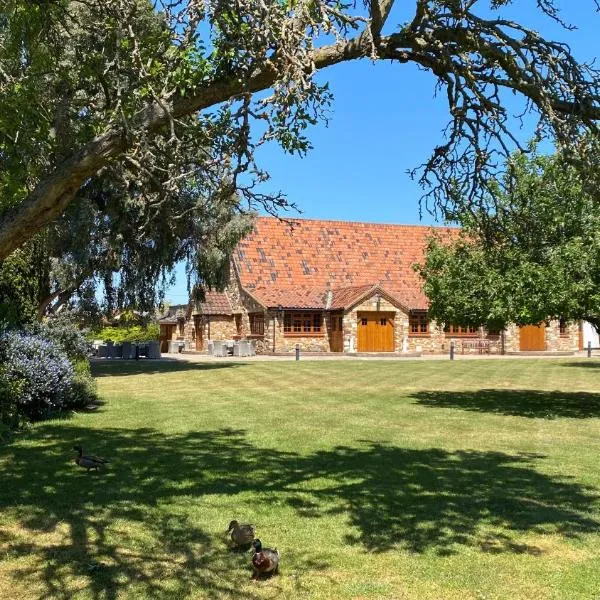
[93,324,160,343]
[64,360,98,409]
[0,367,23,429]
[0,331,74,421]
[30,315,92,362]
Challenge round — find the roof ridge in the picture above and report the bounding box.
[253,215,460,230]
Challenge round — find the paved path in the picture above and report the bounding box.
[158,350,597,363]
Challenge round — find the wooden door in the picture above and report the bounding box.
[159,324,175,353]
[578,321,584,351]
[194,316,203,351]
[329,312,344,352]
[519,324,546,351]
[357,312,394,352]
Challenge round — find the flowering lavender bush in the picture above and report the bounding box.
[0,331,74,421]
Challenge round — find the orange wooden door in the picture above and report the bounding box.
[194,316,203,351]
[329,313,344,352]
[357,313,394,352]
[519,324,546,351]
[578,321,584,351]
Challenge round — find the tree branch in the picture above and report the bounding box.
[0,34,372,260]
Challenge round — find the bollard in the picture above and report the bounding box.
[450,341,455,360]
[588,340,592,359]
[295,344,300,361]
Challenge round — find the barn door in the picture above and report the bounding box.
[357,312,394,352]
[519,324,546,351]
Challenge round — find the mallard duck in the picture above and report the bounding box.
[227,520,256,548]
[251,538,279,579]
[73,445,110,472]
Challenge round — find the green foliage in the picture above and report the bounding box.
[0,365,23,431]
[93,324,159,343]
[64,359,97,410]
[418,149,600,330]
[34,315,92,362]
[0,236,49,326]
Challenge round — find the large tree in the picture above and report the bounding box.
[417,148,600,332]
[2,0,600,275]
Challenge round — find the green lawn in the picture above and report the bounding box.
[2,359,600,599]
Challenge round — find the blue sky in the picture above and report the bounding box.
[164,1,600,304]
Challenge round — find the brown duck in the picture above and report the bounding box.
[251,538,279,580]
[227,520,256,548]
[73,445,110,472]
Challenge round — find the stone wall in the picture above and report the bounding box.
[179,267,582,354]
[407,320,445,354]
[546,320,580,352]
[269,310,330,353]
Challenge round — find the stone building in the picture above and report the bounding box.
[160,216,582,355]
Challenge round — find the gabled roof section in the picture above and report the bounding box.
[234,217,458,310]
[329,284,407,311]
[192,290,233,315]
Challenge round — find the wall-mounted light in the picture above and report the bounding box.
[374,293,381,312]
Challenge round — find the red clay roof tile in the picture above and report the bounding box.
[235,217,458,310]
[192,291,233,315]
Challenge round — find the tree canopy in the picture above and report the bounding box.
[417,148,600,332]
[2,0,600,309]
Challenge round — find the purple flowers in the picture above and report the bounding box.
[0,331,74,420]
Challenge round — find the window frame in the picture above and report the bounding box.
[283,311,324,337]
[248,312,265,336]
[408,313,429,336]
[444,324,479,337]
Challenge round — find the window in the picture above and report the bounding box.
[487,327,501,337]
[361,318,368,326]
[409,313,429,335]
[249,313,264,336]
[559,318,568,337]
[444,324,478,336]
[283,312,323,335]
[235,314,242,335]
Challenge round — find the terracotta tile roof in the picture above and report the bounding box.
[235,217,458,310]
[329,284,378,310]
[249,285,326,309]
[193,291,233,315]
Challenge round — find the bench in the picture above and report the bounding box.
[460,339,491,354]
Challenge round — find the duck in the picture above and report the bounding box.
[227,520,256,548]
[251,538,279,580]
[73,445,110,472]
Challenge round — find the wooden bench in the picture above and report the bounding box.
[460,339,491,354]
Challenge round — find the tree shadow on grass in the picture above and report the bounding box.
[562,360,600,369]
[91,360,245,377]
[0,427,598,598]
[412,389,600,419]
